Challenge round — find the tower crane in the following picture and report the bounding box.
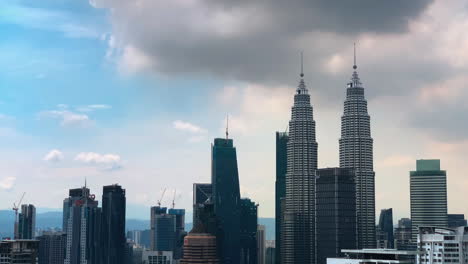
[12,192,26,239]
[157,188,166,207]
[172,189,177,209]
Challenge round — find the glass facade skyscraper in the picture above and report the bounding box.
[101,184,126,264]
[283,68,318,264]
[377,208,394,248]
[240,198,258,264]
[18,204,36,239]
[339,59,376,249]
[275,131,288,264]
[150,206,176,252]
[315,167,357,264]
[211,137,241,264]
[410,159,448,243]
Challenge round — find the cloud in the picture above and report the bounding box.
[74,152,122,170]
[43,149,64,162]
[173,120,206,134]
[0,1,101,38]
[76,104,112,112]
[38,110,91,127]
[91,0,432,83]
[0,176,16,190]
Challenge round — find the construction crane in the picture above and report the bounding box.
[157,188,166,207]
[12,192,26,239]
[171,189,177,209]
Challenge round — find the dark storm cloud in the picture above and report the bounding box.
[209,0,432,34]
[92,0,434,87]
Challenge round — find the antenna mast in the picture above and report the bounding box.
[226,115,229,140]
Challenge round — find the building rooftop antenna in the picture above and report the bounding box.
[300,51,304,78]
[226,114,229,140]
[353,42,357,70]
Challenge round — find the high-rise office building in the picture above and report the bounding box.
[394,218,412,250]
[142,250,173,264]
[265,241,275,264]
[63,188,85,234]
[448,214,467,228]
[377,208,394,249]
[282,60,318,264]
[339,51,376,249]
[211,137,241,264]
[0,240,39,264]
[315,167,357,264]
[150,206,176,252]
[410,159,448,243]
[101,184,126,264]
[180,217,219,264]
[257,225,266,264]
[37,231,66,264]
[18,204,36,239]
[193,183,212,226]
[168,209,186,260]
[275,131,288,264]
[64,186,102,264]
[240,198,258,264]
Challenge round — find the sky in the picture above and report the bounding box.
[0,0,467,221]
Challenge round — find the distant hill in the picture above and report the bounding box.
[1,210,275,241]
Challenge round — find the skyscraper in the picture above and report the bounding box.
[169,208,186,260]
[377,208,394,248]
[101,184,126,264]
[339,49,376,249]
[63,188,85,234]
[257,225,266,264]
[180,220,219,264]
[410,159,448,243]
[193,183,212,229]
[0,240,39,264]
[38,231,66,264]
[64,186,102,264]
[18,204,36,239]
[240,198,258,264]
[275,131,288,264]
[283,59,318,264]
[150,206,176,252]
[211,137,241,264]
[315,167,357,264]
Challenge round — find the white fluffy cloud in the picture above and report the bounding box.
[74,152,122,170]
[173,120,206,133]
[76,104,112,112]
[39,110,91,127]
[43,149,64,162]
[0,177,16,190]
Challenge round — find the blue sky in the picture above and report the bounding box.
[1,0,468,221]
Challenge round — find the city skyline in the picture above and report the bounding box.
[1,0,468,222]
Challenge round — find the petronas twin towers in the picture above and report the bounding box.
[282,51,375,264]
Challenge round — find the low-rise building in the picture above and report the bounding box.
[142,250,173,264]
[417,226,468,264]
[0,240,39,264]
[327,249,418,264]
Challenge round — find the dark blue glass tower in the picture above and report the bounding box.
[211,137,241,264]
[101,184,126,264]
[240,198,258,264]
[275,131,288,264]
[377,208,394,248]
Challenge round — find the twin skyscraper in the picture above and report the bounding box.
[277,50,376,264]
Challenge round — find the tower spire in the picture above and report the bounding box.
[226,115,229,140]
[300,51,304,78]
[353,43,357,70]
